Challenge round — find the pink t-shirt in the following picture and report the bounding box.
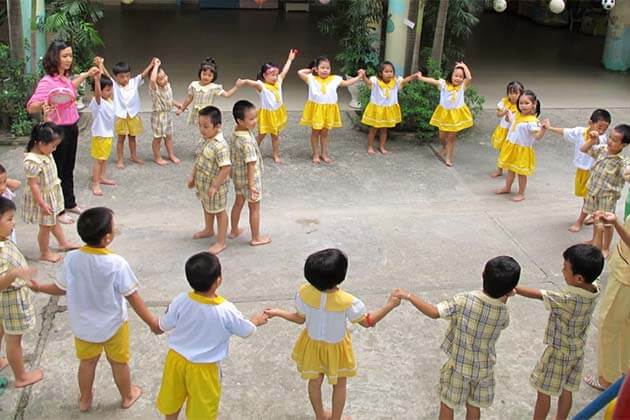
[27,75,79,126]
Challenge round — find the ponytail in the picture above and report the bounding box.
[27,122,61,152]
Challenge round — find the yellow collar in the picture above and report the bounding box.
[514,112,538,124]
[502,97,517,112]
[188,291,225,305]
[80,246,111,255]
[315,75,335,94]
[377,78,396,99]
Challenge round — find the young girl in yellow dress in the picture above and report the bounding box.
[491,81,524,177]
[264,248,400,420]
[22,123,79,262]
[360,61,418,155]
[495,90,549,202]
[236,49,297,163]
[298,56,364,164]
[417,62,473,167]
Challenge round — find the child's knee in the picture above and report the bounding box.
[80,355,100,367]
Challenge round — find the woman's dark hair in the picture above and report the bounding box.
[445,65,465,86]
[506,80,525,96]
[309,55,331,76]
[517,89,541,117]
[376,61,395,81]
[257,62,277,81]
[27,122,62,152]
[43,40,72,76]
[198,58,218,81]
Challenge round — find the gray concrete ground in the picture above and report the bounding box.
[0,108,626,419]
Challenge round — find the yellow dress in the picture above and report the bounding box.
[361,77,402,128]
[300,74,343,130]
[491,97,517,150]
[258,77,288,135]
[497,113,540,176]
[429,79,473,132]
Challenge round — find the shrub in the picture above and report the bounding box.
[0,43,38,136]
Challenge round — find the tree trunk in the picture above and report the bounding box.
[30,0,37,73]
[431,0,449,67]
[7,0,24,61]
[411,0,426,71]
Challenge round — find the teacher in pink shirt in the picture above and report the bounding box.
[27,40,97,224]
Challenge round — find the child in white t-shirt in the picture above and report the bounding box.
[89,71,116,196]
[31,207,159,412]
[155,252,268,420]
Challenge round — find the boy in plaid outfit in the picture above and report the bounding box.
[516,244,603,419]
[393,256,521,419]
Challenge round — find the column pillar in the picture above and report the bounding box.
[384,0,411,76]
[602,1,630,71]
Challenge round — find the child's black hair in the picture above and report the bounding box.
[232,100,256,123]
[198,57,218,81]
[506,80,524,95]
[304,248,348,291]
[614,124,630,145]
[445,65,465,86]
[562,244,604,284]
[517,89,541,117]
[198,105,222,126]
[0,164,5,175]
[112,62,131,75]
[26,122,62,152]
[482,256,521,299]
[376,61,395,81]
[257,62,277,81]
[590,109,612,125]
[309,55,331,76]
[77,207,114,247]
[185,252,222,293]
[91,75,113,91]
[0,196,16,216]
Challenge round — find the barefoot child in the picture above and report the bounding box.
[0,164,21,243]
[22,123,79,262]
[580,124,630,257]
[516,244,603,420]
[393,256,521,420]
[88,71,116,196]
[149,58,182,166]
[188,106,231,255]
[265,248,400,420]
[491,81,524,177]
[496,90,549,202]
[30,207,158,412]
[417,62,473,167]
[156,252,268,419]
[228,100,271,246]
[360,61,418,155]
[236,49,297,163]
[298,56,364,164]
[546,109,611,232]
[0,197,42,388]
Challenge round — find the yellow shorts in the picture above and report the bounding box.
[91,136,113,160]
[74,322,130,363]
[115,116,143,136]
[574,168,590,198]
[156,349,221,419]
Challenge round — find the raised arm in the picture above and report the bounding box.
[149,58,161,90]
[93,70,103,105]
[93,57,112,80]
[297,68,312,83]
[399,73,418,89]
[279,49,298,81]
[237,79,263,93]
[416,72,441,88]
[393,288,440,319]
[580,131,600,153]
[72,66,99,90]
[357,293,400,328]
[140,57,157,79]
[457,62,472,88]
[515,286,543,300]
[264,308,306,324]
[339,69,365,88]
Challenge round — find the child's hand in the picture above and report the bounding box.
[154,58,161,67]
[263,308,280,318]
[39,203,53,215]
[176,107,183,116]
[93,56,104,67]
[504,111,512,123]
[236,78,245,88]
[415,71,423,79]
[357,69,366,78]
[86,66,99,78]
[588,130,600,141]
[15,266,37,282]
[208,185,218,197]
[187,176,194,189]
[26,278,41,292]
[149,317,163,335]
[251,311,268,326]
[595,211,616,224]
[540,119,550,129]
[249,186,260,202]
[387,294,401,308]
[392,288,410,300]
[289,49,298,60]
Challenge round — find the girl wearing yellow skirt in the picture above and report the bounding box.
[237,49,297,163]
[495,90,549,202]
[298,56,364,164]
[491,81,524,177]
[360,61,419,155]
[418,62,473,167]
[264,249,400,420]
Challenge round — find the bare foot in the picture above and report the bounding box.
[568,223,582,233]
[317,410,332,420]
[14,368,43,388]
[208,242,226,255]
[0,357,8,370]
[379,147,388,155]
[58,243,81,252]
[510,194,525,202]
[169,156,181,164]
[40,253,62,263]
[445,160,453,167]
[228,228,244,239]
[130,157,144,165]
[367,147,376,155]
[79,393,93,412]
[99,178,116,185]
[490,170,503,178]
[495,187,511,195]
[251,236,272,246]
[273,156,283,164]
[439,148,446,158]
[312,155,321,164]
[154,158,168,166]
[581,239,594,245]
[121,385,142,409]
[92,185,103,196]
[321,155,332,164]
[116,161,125,169]
[192,229,214,239]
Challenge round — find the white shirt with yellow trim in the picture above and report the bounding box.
[563,127,608,170]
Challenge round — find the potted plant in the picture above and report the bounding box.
[318,0,382,108]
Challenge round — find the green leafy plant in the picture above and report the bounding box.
[318,0,382,76]
[39,0,104,72]
[0,43,37,136]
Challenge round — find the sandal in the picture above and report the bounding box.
[57,214,74,225]
[583,374,606,391]
[66,206,84,215]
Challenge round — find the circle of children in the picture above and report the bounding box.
[0,46,628,420]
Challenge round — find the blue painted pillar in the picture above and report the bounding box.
[384,0,411,76]
[20,0,46,72]
[602,1,630,71]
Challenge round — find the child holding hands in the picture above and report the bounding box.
[89,71,116,196]
[149,58,181,165]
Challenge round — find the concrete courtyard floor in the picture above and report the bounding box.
[0,108,627,419]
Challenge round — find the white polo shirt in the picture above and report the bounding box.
[113,75,144,118]
[55,246,139,343]
[159,292,256,363]
[563,127,608,170]
[89,97,115,138]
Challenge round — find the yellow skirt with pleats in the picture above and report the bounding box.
[497,141,536,176]
[258,106,288,135]
[300,101,342,130]
[429,105,473,132]
[491,125,509,150]
[361,103,402,128]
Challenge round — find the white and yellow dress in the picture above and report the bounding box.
[497,113,540,176]
[300,74,343,130]
[491,97,517,150]
[258,76,288,135]
[361,76,403,128]
[291,284,366,384]
[429,79,473,132]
